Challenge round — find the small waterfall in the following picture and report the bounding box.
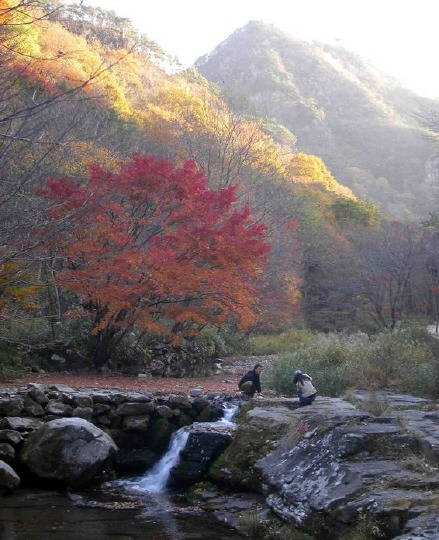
[118,402,239,495]
[218,402,239,424]
[121,427,190,494]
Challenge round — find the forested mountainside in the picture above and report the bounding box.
[1,0,369,363]
[196,21,439,218]
[3,1,439,376]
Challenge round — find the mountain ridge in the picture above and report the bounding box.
[195,20,439,217]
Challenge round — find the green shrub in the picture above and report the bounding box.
[264,324,439,398]
[0,343,25,380]
[249,329,314,356]
[199,325,250,357]
[263,333,365,396]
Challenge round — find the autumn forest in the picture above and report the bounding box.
[2,0,439,383]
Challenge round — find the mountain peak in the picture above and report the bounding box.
[196,21,438,217]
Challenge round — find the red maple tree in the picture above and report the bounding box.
[37,154,269,367]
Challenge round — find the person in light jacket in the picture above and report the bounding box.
[293,370,316,406]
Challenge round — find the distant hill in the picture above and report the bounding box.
[196,21,439,218]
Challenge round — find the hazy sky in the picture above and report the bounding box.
[64,0,439,99]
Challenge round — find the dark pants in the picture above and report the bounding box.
[239,381,255,396]
[299,393,316,407]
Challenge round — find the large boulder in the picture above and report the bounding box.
[170,422,236,487]
[208,405,298,491]
[20,418,118,488]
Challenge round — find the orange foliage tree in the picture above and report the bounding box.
[36,154,269,368]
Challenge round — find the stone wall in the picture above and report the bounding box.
[0,383,228,480]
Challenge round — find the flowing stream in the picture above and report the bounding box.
[219,401,238,424]
[120,427,190,494]
[0,402,242,539]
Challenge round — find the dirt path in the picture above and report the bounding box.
[0,355,276,395]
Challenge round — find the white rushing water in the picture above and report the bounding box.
[118,401,239,494]
[140,427,190,493]
[121,427,190,494]
[218,402,238,424]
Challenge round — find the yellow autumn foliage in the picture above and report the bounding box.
[287,152,355,198]
[1,0,42,58]
[0,262,41,314]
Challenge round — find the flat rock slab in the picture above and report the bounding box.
[248,396,439,537]
[351,390,431,409]
[397,409,439,463]
[245,406,298,430]
[293,397,371,428]
[395,513,439,539]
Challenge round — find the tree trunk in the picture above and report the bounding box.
[91,327,116,371]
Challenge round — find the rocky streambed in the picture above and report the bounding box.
[207,392,439,539]
[1,383,439,539]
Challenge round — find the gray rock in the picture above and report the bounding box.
[45,400,73,416]
[59,392,75,405]
[0,417,43,432]
[107,393,127,406]
[72,407,93,421]
[93,408,118,427]
[146,417,175,453]
[170,422,236,487]
[124,392,152,403]
[0,430,23,446]
[397,409,439,463]
[155,405,174,418]
[0,443,15,463]
[0,397,24,416]
[114,447,157,474]
[192,397,210,412]
[48,384,73,393]
[0,460,20,492]
[122,416,150,432]
[395,513,439,539]
[351,390,429,410]
[208,405,297,491]
[250,397,439,537]
[23,398,45,417]
[92,403,111,416]
[89,392,111,404]
[116,402,155,416]
[20,418,118,488]
[27,387,49,406]
[109,429,147,449]
[26,383,46,391]
[169,395,192,409]
[189,388,204,398]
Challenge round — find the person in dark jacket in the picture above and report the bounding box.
[238,363,262,397]
[293,369,317,406]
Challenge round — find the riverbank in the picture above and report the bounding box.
[0,355,275,395]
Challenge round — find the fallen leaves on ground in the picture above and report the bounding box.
[0,373,237,395]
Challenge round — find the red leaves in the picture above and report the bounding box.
[37,154,269,337]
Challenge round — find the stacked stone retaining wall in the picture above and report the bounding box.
[0,383,228,478]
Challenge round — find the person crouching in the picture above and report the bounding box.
[293,370,317,406]
[238,363,262,397]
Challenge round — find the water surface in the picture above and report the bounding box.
[0,488,243,540]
